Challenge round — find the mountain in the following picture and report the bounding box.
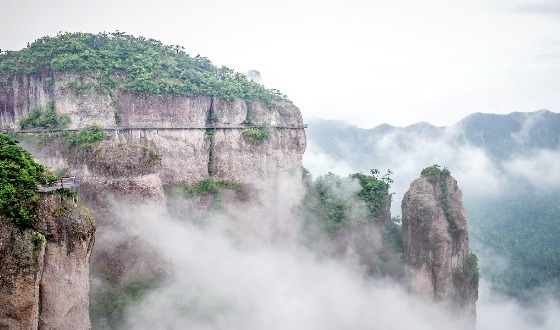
[305,110,560,298]
[307,109,559,163]
[0,135,95,329]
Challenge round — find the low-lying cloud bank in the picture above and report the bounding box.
[116,201,456,330]
[91,178,558,329]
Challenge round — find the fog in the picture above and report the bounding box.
[102,189,457,330]
[89,169,559,329]
[303,122,560,215]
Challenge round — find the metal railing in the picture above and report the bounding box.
[37,177,80,193]
[1,124,307,134]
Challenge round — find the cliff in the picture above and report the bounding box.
[0,71,306,192]
[401,167,478,327]
[0,33,307,328]
[0,194,95,330]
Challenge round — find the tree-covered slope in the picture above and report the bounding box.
[467,187,560,298]
[0,32,287,105]
[457,110,560,160]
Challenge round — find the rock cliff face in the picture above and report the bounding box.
[1,70,305,328]
[0,71,306,193]
[0,194,95,330]
[0,224,44,330]
[401,172,478,327]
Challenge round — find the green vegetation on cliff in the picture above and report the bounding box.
[301,169,393,233]
[169,179,244,197]
[243,124,272,141]
[62,125,107,149]
[0,134,56,226]
[0,32,288,105]
[421,164,459,236]
[19,100,70,129]
[300,169,404,275]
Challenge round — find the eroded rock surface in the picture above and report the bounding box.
[0,225,44,330]
[0,194,95,330]
[401,173,478,328]
[0,71,306,194]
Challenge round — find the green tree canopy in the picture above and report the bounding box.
[0,32,288,105]
[0,134,55,227]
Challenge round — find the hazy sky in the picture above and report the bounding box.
[1,0,559,127]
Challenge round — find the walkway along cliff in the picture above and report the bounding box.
[0,71,307,194]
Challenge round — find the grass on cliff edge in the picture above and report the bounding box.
[0,134,56,227]
[0,31,288,106]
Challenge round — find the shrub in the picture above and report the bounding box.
[421,164,458,236]
[243,124,271,141]
[19,100,70,129]
[168,179,244,197]
[62,125,106,149]
[32,233,45,249]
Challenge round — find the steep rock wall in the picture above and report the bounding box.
[34,194,95,330]
[0,225,44,330]
[0,194,95,330]
[0,72,306,191]
[401,174,478,327]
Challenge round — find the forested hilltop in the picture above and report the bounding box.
[0,31,286,105]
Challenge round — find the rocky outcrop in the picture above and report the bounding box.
[0,194,95,330]
[401,172,478,327]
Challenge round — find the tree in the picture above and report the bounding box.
[0,134,55,227]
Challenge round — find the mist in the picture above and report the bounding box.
[302,118,560,329]
[87,168,560,329]
[303,121,560,215]
[102,187,456,330]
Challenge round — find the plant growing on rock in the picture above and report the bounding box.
[62,125,107,149]
[243,124,271,141]
[421,164,458,236]
[19,100,70,129]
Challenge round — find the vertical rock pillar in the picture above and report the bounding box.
[401,168,478,328]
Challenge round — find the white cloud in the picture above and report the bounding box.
[503,149,560,191]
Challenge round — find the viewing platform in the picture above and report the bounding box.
[37,177,80,193]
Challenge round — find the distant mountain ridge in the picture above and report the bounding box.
[307,109,560,161]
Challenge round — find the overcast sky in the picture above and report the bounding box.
[1,0,559,127]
